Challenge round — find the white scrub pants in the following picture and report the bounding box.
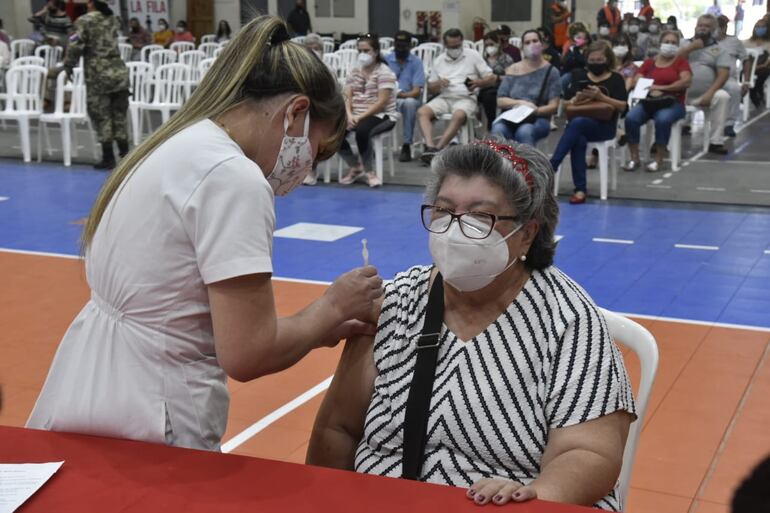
[723,79,742,127]
[690,89,730,146]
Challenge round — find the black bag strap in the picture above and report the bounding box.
[401,272,445,481]
[534,65,554,107]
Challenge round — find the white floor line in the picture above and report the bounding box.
[651,178,663,185]
[751,189,770,194]
[0,196,9,202]
[0,247,81,260]
[696,186,726,192]
[221,376,333,453]
[698,159,769,165]
[674,243,720,251]
[764,250,770,255]
[662,173,672,178]
[592,237,634,245]
[684,149,708,165]
[734,108,770,133]
[646,184,672,189]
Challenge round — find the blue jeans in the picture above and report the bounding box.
[624,102,686,147]
[490,117,551,146]
[550,116,617,194]
[560,72,573,94]
[396,97,421,144]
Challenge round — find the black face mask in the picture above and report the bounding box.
[587,62,608,75]
[395,48,409,60]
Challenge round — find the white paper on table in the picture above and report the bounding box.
[0,462,64,513]
[494,104,536,124]
[631,77,654,100]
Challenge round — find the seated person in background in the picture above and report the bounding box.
[154,18,174,48]
[307,139,636,512]
[215,20,231,43]
[128,17,151,60]
[491,30,561,146]
[645,18,663,57]
[417,28,495,163]
[624,30,692,172]
[173,20,196,43]
[337,34,397,188]
[717,15,748,137]
[743,18,770,107]
[665,16,685,39]
[626,17,649,60]
[478,30,516,131]
[550,41,628,204]
[497,24,523,62]
[384,30,425,162]
[561,28,589,92]
[596,21,617,45]
[614,34,639,90]
[304,32,323,57]
[537,27,563,69]
[562,22,588,55]
[678,14,731,155]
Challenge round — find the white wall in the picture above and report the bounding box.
[1,0,32,41]
[309,0,369,36]
[214,0,239,31]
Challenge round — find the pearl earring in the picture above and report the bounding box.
[520,255,527,261]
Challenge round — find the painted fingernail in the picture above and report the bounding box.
[476,495,486,502]
[513,492,522,499]
[494,495,503,502]
[468,489,476,496]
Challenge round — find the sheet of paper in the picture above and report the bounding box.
[0,462,64,513]
[631,77,654,99]
[494,104,535,124]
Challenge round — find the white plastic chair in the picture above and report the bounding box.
[335,49,358,81]
[291,36,307,45]
[473,40,485,54]
[201,34,216,44]
[685,105,711,153]
[37,69,98,166]
[339,39,358,50]
[140,63,189,127]
[180,50,205,84]
[321,36,335,45]
[170,41,195,54]
[117,35,128,45]
[127,61,153,145]
[411,44,439,76]
[118,43,133,62]
[553,139,618,200]
[149,49,177,70]
[322,53,341,78]
[199,42,219,59]
[638,117,684,171]
[324,127,397,184]
[462,40,474,49]
[140,44,164,62]
[322,40,335,54]
[0,64,47,162]
[34,45,63,69]
[213,46,225,59]
[742,48,762,121]
[379,37,394,51]
[411,37,419,47]
[11,56,45,68]
[198,58,215,78]
[509,37,522,48]
[599,308,659,509]
[11,39,35,61]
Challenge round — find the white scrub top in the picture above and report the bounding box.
[27,120,276,450]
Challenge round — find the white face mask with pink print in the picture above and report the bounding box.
[267,112,313,196]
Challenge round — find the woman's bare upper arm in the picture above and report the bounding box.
[541,411,633,469]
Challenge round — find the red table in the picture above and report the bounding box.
[0,426,595,512]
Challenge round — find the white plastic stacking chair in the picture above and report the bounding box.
[140,44,164,62]
[325,126,397,185]
[339,39,358,50]
[127,61,153,145]
[553,139,619,200]
[379,37,394,51]
[11,56,45,68]
[34,45,63,69]
[638,117,685,171]
[684,104,711,153]
[321,36,335,45]
[322,53,341,78]
[140,63,189,128]
[170,41,195,54]
[411,37,419,47]
[149,49,177,70]
[201,34,216,44]
[180,50,205,83]
[291,36,306,44]
[117,35,128,45]
[118,43,133,62]
[412,44,440,76]
[199,42,219,59]
[742,48,762,122]
[213,46,225,59]
[473,40,485,54]
[11,39,35,61]
[509,37,522,48]
[599,308,659,509]
[335,49,358,81]
[37,69,98,166]
[199,58,215,79]
[322,40,335,54]
[0,64,47,162]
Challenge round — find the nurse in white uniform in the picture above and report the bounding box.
[27,16,383,451]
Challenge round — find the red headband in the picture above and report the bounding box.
[474,140,534,190]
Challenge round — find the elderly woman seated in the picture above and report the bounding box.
[307,140,637,511]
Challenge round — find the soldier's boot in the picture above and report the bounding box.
[116,139,129,159]
[94,142,116,170]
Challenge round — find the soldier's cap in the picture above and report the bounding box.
[395,31,412,46]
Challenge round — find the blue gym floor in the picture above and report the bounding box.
[1,159,769,328]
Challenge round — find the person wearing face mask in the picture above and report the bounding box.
[743,19,770,107]
[384,31,425,162]
[560,29,589,93]
[596,22,616,45]
[716,15,749,137]
[537,27,563,68]
[678,14,732,154]
[338,34,398,187]
[644,18,663,57]
[478,31,515,131]
[153,18,174,48]
[613,36,638,90]
[496,24,523,62]
[596,0,622,37]
[417,28,495,162]
[26,16,384,451]
[550,41,628,204]
[624,30,692,172]
[638,0,655,22]
[308,139,636,511]
[127,17,151,59]
[625,18,650,60]
[34,0,72,47]
[491,30,561,146]
[665,15,685,39]
[547,0,571,49]
[173,20,196,43]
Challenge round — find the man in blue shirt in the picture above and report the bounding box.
[385,31,425,162]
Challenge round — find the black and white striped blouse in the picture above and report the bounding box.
[354,265,637,511]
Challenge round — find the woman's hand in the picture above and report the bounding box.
[581,85,603,101]
[466,478,537,505]
[347,113,360,129]
[323,266,384,324]
[316,319,377,348]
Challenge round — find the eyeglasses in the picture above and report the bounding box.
[421,204,518,240]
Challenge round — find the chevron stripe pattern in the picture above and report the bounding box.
[354,265,637,511]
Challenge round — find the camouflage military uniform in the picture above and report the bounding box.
[65,10,129,145]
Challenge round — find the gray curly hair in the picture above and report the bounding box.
[425,138,560,270]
